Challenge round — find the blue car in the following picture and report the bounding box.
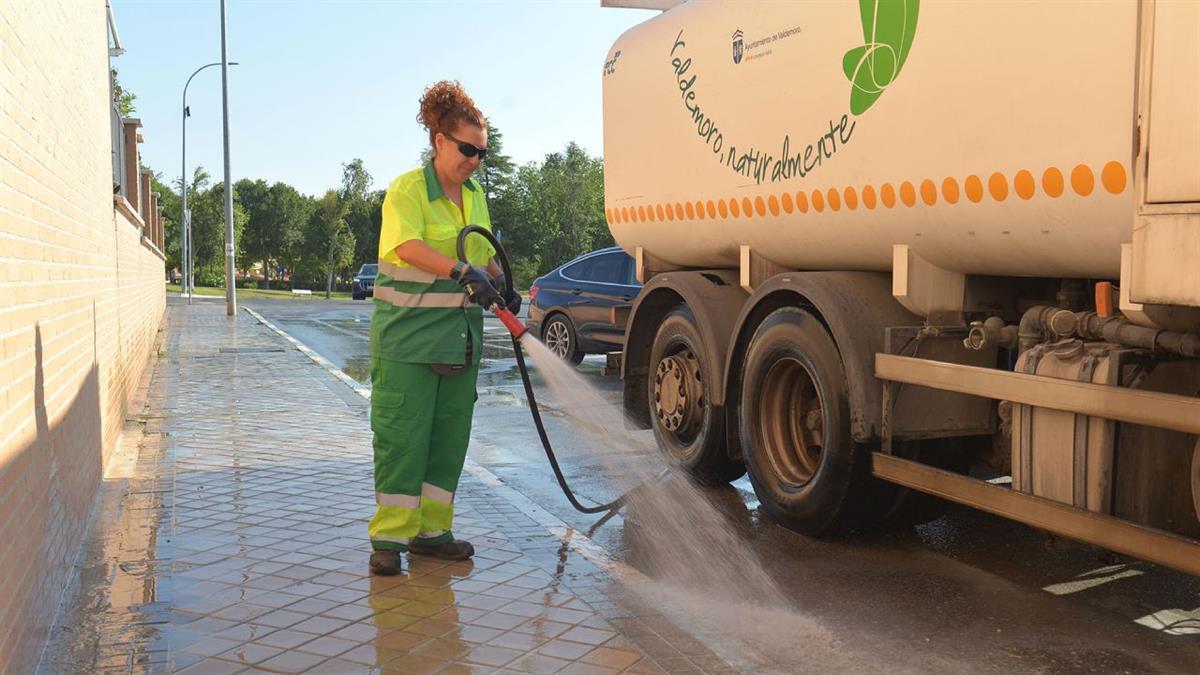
[527,247,640,363]
[352,263,377,300]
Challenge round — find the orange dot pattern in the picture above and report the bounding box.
[942,177,959,205]
[1042,168,1064,198]
[609,162,1127,223]
[1014,170,1035,200]
[919,179,937,206]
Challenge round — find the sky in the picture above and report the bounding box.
[111,0,654,196]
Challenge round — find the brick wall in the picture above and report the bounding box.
[0,2,166,672]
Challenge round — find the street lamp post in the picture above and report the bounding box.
[181,60,237,303]
[219,0,236,317]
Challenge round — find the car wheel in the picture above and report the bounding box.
[648,305,744,484]
[542,314,584,365]
[739,307,880,537]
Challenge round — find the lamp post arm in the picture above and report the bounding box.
[180,61,238,300]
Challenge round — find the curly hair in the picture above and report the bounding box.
[417,80,485,148]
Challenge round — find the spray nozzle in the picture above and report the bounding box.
[493,306,528,339]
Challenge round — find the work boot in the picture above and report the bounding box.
[369,550,404,576]
[408,538,474,561]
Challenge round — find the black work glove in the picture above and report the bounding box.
[491,274,522,314]
[451,263,501,309]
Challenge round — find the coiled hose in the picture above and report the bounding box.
[457,225,625,515]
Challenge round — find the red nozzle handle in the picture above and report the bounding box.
[494,307,528,339]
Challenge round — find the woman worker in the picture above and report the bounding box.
[368,80,519,576]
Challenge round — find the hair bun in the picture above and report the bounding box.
[418,80,484,146]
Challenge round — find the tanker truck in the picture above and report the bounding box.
[600,0,1200,575]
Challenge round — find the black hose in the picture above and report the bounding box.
[457,225,625,515]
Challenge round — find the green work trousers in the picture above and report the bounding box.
[368,357,479,551]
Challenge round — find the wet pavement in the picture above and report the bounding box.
[42,300,729,674]
[42,296,1200,673]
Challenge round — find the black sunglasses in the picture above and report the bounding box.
[444,133,488,161]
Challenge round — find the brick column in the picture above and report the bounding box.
[120,118,142,206]
[139,171,151,232]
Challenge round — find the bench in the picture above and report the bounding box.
[291,289,313,296]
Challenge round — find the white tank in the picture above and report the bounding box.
[602,0,1139,279]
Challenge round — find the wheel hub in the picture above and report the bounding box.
[653,348,703,439]
[759,357,825,487]
[544,320,569,357]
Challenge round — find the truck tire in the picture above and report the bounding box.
[739,307,876,536]
[648,306,744,484]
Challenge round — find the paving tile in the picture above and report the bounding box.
[308,657,370,673]
[557,663,621,675]
[406,618,460,639]
[454,625,506,644]
[211,622,277,643]
[463,644,524,668]
[436,663,498,675]
[296,635,360,658]
[537,639,595,661]
[374,629,430,652]
[291,615,353,636]
[214,641,283,666]
[181,637,243,658]
[471,611,527,631]
[558,626,618,647]
[486,630,548,652]
[579,646,642,671]
[507,652,572,675]
[255,649,327,672]
[514,619,573,640]
[177,657,246,674]
[403,637,471,668]
[253,609,310,629]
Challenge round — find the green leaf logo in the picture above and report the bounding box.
[843,0,920,115]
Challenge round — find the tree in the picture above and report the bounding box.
[339,159,381,266]
[501,143,609,286]
[265,183,312,287]
[308,190,354,299]
[111,68,137,116]
[188,180,246,285]
[339,159,372,203]
[476,119,515,204]
[235,178,271,278]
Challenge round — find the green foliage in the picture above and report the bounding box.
[511,258,542,290]
[339,159,383,266]
[185,177,246,283]
[144,120,613,293]
[236,179,311,288]
[304,190,355,298]
[111,69,137,116]
[501,142,610,280]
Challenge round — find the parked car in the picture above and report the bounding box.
[352,263,377,300]
[526,247,640,364]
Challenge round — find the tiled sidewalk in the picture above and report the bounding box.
[41,302,733,674]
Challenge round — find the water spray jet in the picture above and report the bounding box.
[456,225,638,516]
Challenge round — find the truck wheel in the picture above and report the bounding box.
[648,306,744,484]
[739,307,875,536]
[543,314,584,365]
